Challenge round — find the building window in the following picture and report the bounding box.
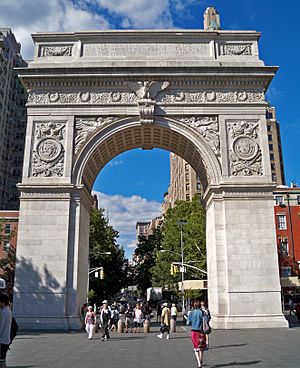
[270,153,275,161]
[267,125,271,132]
[3,240,10,252]
[281,267,291,277]
[277,215,287,230]
[269,144,273,151]
[275,196,284,205]
[4,224,11,235]
[272,173,277,182]
[271,163,276,170]
[279,239,288,256]
[268,134,272,141]
[186,194,190,201]
[297,195,300,205]
[196,183,201,190]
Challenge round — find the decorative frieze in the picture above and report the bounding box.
[27,89,265,106]
[41,45,73,57]
[220,43,252,56]
[227,120,263,176]
[179,116,220,156]
[74,117,119,154]
[31,122,66,177]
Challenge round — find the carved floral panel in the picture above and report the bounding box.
[31,122,66,177]
[40,45,73,57]
[219,44,252,56]
[227,120,263,176]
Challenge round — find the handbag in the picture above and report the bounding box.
[202,316,211,334]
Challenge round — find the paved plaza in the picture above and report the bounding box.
[6,316,300,368]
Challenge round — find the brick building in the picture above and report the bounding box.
[274,186,300,299]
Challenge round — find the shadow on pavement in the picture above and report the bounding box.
[210,343,248,349]
[209,361,261,367]
[110,336,146,341]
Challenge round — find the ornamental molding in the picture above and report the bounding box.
[219,43,252,56]
[27,89,264,106]
[40,45,73,57]
[31,122,66,177]
[20,192,71,200]
[74,116,120,155]
[227,120,263,176]
[179,116,220,156]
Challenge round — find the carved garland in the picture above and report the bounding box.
[27,90,265,105]
[31,122,66,177]
[227,121,263,176]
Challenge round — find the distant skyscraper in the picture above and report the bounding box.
[0,28,27,209]
[266,106,285,185]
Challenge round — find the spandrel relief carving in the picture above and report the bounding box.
[180,116,220,156]
[227,121,263,176]
[74,117,119,154]
[31,122,66,177]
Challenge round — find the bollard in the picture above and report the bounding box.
[143,319,150,333]
[170,318,176,333]
[117,319,124,333]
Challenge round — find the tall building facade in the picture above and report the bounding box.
[0,28,27,209]
[165,153,202,209]
[266,106,285,185]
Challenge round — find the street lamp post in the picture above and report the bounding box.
[177,220,186,312]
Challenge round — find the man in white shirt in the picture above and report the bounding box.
[0,293,12,366]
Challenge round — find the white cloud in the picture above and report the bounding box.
[0,0,110,59]
[93,191,161,255]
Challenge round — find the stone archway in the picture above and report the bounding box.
[13,29,288,329]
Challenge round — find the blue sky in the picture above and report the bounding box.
[1,0,299,257]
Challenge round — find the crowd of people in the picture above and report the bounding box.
[82,299,211,368]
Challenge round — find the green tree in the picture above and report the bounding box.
[151,196,206,289]
[0,219,16,297]
[133,228,162,296]
[88,207,127,304]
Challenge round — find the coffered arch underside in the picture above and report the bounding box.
[73,117,222,192]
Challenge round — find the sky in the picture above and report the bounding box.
[0,0,299,258]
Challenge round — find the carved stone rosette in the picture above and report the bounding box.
[179,116,220,156]
[227,120,263,176]
[31,122,66,177]
[74,116,119,155]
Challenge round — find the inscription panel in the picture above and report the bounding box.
[83,42,211,59]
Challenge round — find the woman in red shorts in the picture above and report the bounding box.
[186,300,207,368]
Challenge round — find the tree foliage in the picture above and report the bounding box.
[133,228,162,295]
[151,196,206,289]
[0,219,16,297]
[88,207,127,303]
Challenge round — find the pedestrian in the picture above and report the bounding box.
[157,303,162,322]
[85,306,96,340]
[110,304,119,331]
[0,293,12,368]
[81,303,88,322]
[157,302,171,339]
[186,300,207,368]
[171,303,178,321]
[124,305,133,333]
[295,303,300,323]
[142,302,152,321]
[100,300,111,341]
[288,297,295,316]
[133,303,143,333]
[200,301,211,348]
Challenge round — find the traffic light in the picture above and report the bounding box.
[100,267,104,279]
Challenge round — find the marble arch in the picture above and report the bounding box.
[13,29,288,329]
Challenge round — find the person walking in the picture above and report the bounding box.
[288,297,295,316]
[200,300,211,348]
[156,303,162,323]
[85,306,96,340]
[171,303,178,321]
[100,300,111,341]
[186,300,207,368]
[133,303,143,333]
[0,293,12,368]
[110,304,119,331]
[157,302,171,339]
[295,302,300,323]
[124,305,133,333]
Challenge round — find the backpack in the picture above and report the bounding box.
[10,317,19,344]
